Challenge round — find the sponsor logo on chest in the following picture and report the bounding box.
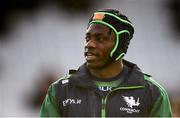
[98,86,112,91]
[62,98,82,107]
[120,96,141,114]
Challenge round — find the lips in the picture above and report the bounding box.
[85,52,98,61]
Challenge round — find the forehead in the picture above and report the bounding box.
[86,23,110,35]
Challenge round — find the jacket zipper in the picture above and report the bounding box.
[101,86,144,118]
[101,98,106,118]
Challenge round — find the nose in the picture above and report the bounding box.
[85,39,97,48]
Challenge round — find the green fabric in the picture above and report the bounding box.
[94,78,122,88]
[39,83,60,117]
[144,75,172,117]
[40,75,70,117]
[101,98,106,118]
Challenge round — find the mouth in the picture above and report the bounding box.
[85,52,98,61]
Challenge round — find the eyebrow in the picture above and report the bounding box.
[85,32,105,37]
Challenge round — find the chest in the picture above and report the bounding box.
[59,86,151,117]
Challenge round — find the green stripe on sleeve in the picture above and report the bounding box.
[144,75,172,117]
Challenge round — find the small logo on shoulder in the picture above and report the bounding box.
[62,79,69,84]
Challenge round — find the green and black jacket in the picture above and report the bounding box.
[40,60,172,117]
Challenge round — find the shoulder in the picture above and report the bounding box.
[52,74,72,88]
[143,74,171,110]
[143,74,172,116]
[51,69,78,88]
[44,74,71,97]
[143,74,168,96]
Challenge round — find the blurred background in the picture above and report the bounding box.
[0,0,180,116]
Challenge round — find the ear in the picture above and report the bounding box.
[119,32,130,54]
[109,29,116,41]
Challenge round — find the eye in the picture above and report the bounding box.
[96,36,105,42]
[85,36,90,42]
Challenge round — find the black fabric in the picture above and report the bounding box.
[55,60,161,117]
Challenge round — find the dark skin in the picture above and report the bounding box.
[84,23,123,79]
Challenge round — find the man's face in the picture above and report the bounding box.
[84,23,115,69]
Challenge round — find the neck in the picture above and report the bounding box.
[89,59,123,79]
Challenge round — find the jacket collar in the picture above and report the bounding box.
[121,60,147,87]
[69,60,147,88]
[69,63,97,89]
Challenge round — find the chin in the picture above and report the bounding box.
[86,62,104,69]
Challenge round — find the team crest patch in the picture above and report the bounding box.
[123,96,140,108]
[120,96,140,114]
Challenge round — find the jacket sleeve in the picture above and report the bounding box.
[39,83,61,117]
[149,78,172,117]
[144,75,172,117]
[149,84,172,117]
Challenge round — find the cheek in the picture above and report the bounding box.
[98,40,115,60]
[100,46,113,59]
